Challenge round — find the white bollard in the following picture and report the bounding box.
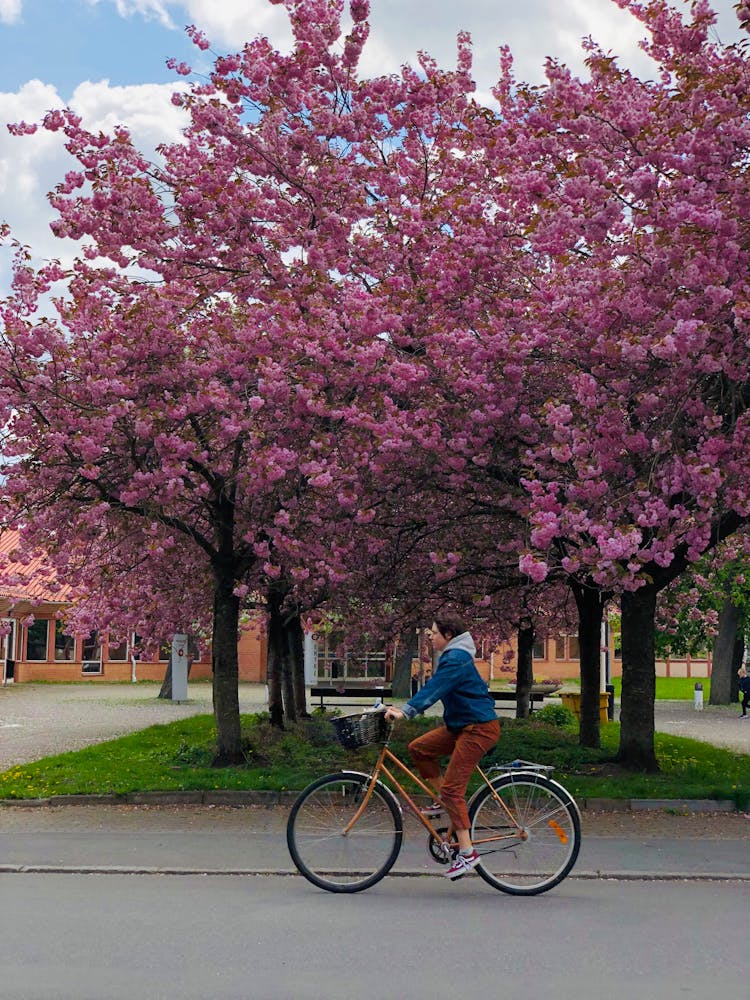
[693,682,703,711]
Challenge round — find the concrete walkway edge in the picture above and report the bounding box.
[0,789,745,812]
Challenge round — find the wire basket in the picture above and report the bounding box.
[332,712,388,750]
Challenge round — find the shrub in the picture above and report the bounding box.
[534,703,577,728]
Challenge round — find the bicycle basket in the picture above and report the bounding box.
[332,712,387,750]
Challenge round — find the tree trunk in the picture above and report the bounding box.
[617,585,659,772]
[288,613,309,718]
[211,570,243,764]
[266,594,286,728]
[515,623,534,719]
[280,612,297,726]
[158,651,174,700]
[709,597,742,705]
[572,585,606,750]
[266,592,307,725]
[392,627,418,699]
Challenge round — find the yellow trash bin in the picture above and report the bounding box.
[560,692,609,723]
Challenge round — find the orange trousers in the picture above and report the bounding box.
[408,719,500,830]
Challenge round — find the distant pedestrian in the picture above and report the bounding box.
[738,665,750,719]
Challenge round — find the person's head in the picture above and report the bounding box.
[429,614,468,652]
[739,666,747,678]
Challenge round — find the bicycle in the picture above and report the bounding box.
[286,708,581,894]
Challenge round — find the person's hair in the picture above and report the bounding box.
[433,614,468,640]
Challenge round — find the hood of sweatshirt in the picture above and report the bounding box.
[442,631,476,659]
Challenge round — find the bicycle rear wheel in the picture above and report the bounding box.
[469,773,580,895]
[287,772,403,893]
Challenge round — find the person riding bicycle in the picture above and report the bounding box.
[385,614,500,879]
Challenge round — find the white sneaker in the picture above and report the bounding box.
[420,801,443,817]
[443,850,480,879]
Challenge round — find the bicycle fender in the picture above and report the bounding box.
[490,771,582,821]
[470,771,581,820]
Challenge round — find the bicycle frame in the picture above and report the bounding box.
[343,728,527,852]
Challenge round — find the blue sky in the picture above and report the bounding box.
[0,0,744,285]
[0,0,196,96]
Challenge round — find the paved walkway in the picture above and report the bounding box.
[1,681,749,771]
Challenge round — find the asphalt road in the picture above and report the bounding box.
[1,873,748,1000]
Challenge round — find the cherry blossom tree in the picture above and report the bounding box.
[4,0,749,779]
[0,0,411,758]
[0,0,505,754]
[510,0,750,768]
[657,539,750,704]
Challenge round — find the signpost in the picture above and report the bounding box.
[171,633,189,703]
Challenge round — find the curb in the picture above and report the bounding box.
[0,791,745,813]
[0,864,747,882]
[0,790,299,808]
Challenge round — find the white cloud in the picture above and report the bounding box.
[183,0,292,50]
[85,0,175,29]
[2,0,744,293]
[150,0,742,91]
[70,78,187,146]
[0,79,188,289]
[93,0,745,91]
[0,0,22,25]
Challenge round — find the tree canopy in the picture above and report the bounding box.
[2,0,750,769]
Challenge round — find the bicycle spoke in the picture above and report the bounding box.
[287,774,402,893]
[470,775,580,895]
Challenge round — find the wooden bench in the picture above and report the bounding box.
[489,690,547,713]
[311,685,393,710]
[310,686,547,713]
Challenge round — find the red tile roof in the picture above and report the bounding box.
[0,531,72,604]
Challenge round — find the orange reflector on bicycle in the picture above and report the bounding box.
[548,819,567,844]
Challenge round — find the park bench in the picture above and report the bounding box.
[310,685,547,713]
[311,685,393,710]
[489,690,547,713]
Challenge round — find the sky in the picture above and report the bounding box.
[0,0,745,284]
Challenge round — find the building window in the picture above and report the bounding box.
[532,639,546,660]
[554,635,580,660]
[81,632,102,674]
[27,620,49,661]
[107,637,128,661]
[54,621,76,661]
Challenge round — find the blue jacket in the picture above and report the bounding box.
[402,632,496,730]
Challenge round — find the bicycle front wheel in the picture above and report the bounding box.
[469,773,581,895]
[286,772,403,893]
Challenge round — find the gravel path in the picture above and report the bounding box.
[0,682,268,771]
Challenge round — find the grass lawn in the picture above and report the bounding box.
[610,677,712,700]
[495,678,711,699]
[0,711,747,807]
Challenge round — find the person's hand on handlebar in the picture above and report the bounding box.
[384,705,405,722]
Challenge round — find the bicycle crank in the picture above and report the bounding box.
[427,829,459,864]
